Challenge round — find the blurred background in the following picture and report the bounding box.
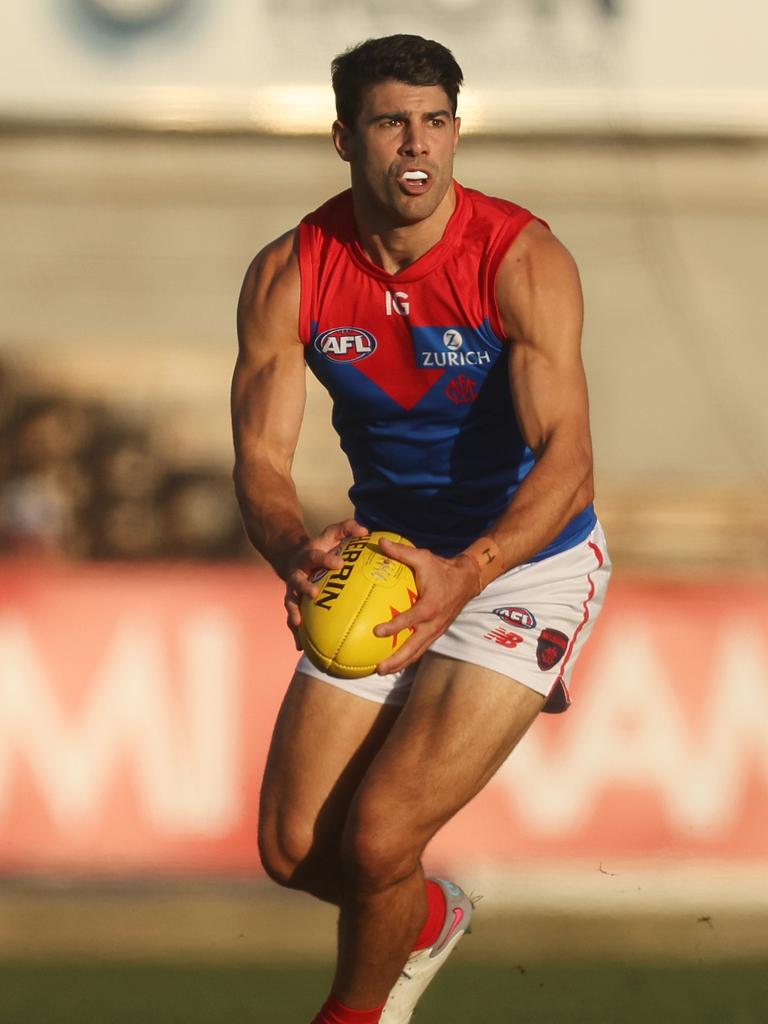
[1,2,767,1021]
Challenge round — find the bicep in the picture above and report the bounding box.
[232,238,306,469]
[498,223,591,457]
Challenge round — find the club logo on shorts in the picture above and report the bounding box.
[314,327,377,363]
[536,628,569,671]
[493,606,537,630]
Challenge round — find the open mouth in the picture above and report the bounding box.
[398,169,431,195]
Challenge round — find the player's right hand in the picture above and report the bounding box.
[283,518,368,648]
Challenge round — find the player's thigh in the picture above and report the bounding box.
[345,652,544,862]
[259,671,400,862]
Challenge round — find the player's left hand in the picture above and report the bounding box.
[373,538,481,674]
[283,518,369,648]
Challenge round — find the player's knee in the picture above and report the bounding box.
[258,817,316,890]
[341,820,419,893]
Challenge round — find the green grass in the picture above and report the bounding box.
[1,960,767,1023]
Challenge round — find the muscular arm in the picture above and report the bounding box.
[232,231,366,637]
[232,230,309,578]
[479,218,594,574]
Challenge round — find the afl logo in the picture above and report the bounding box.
[493,606,537,630]
[315,327,377,363]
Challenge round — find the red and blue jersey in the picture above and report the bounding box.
[298,182,596,559]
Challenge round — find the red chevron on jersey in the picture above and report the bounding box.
[354,332,444,410]
[311,317,444,409]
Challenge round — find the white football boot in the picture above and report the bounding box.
[380,878,474,1024]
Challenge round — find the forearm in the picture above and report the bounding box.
[464,434,594,586]
[233,457,308,579]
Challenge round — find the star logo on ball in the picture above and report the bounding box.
[388,589,418,647]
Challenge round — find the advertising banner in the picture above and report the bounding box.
[0,563,766,875]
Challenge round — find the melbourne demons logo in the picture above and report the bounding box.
[314,327,377,363]
[445,375,478,405]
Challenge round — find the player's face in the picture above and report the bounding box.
[334,80,461,227]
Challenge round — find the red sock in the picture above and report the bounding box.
[311,993,385,1024]
[411,879,447,951]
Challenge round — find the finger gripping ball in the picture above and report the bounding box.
[299,531,418,678]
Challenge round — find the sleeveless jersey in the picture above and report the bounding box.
[298,181,596,560]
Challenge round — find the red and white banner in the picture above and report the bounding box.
[0,562,766,874]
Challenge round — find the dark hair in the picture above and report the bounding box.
[331,34,463,128]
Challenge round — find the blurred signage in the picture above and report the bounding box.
[78,0,191,30]
[0,1,765,133]
[434,581,768,864]
[0,564,766,875]
[0,564,279,873]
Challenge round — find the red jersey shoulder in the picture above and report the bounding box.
[302,189,354,236]
[459,185,529,219]
[450,186,544,336]
[457,185,539,247]
[298,190,356,341]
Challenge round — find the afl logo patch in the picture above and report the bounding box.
[493,606,536,630]
[314,327,377,363]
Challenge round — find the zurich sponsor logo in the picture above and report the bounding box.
[443,329,463,351]
[420,349,491,368]
[314,327,377,363]
[419,327,491,368]
[493,606,537,630]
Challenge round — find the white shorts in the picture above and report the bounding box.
[296,522,611,714]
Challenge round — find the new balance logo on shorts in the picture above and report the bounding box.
[483,627,524,649]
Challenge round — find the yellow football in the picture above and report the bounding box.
[299,531,418,679]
